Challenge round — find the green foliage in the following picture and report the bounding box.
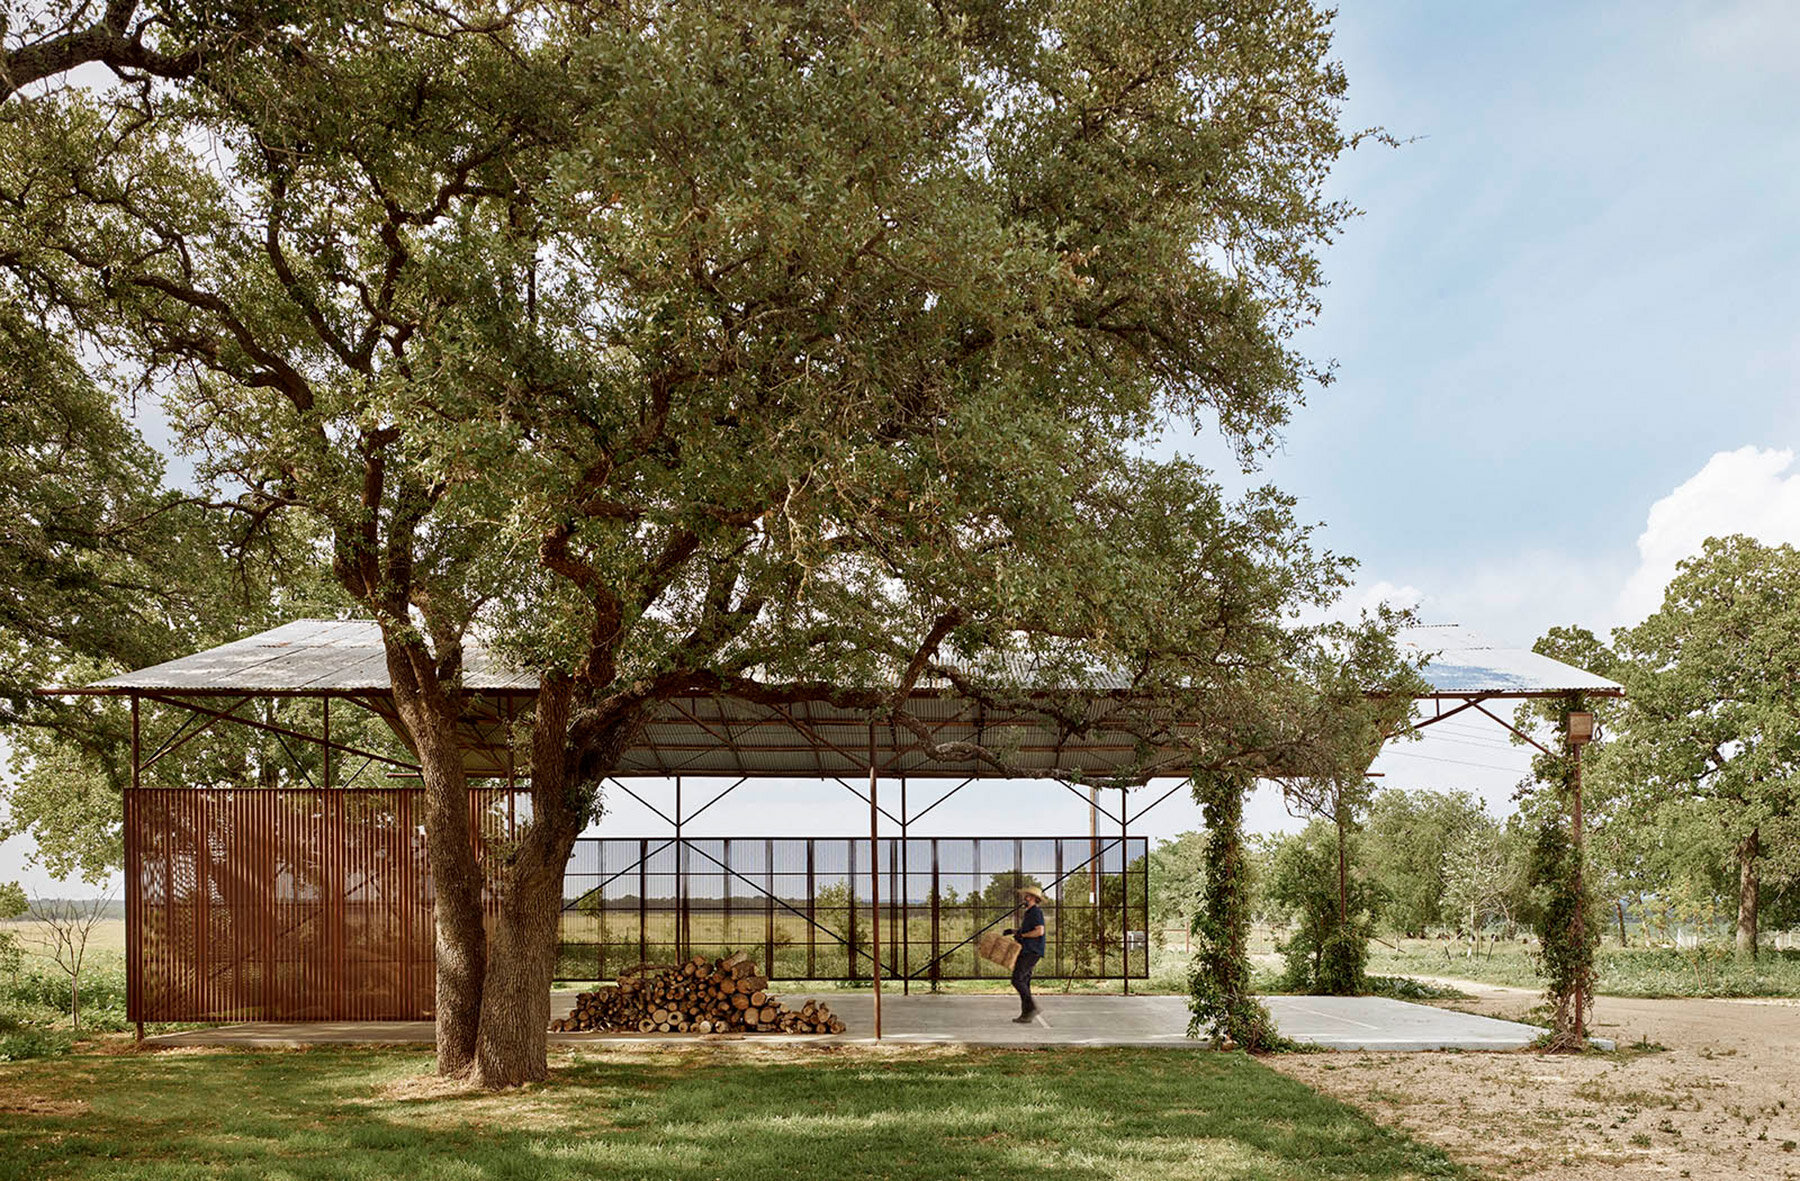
[1599,537,1800,955]
[4,0,1409,1079]
[1187,771,1285,1049]
[1369,939,1800,999]
[1148,830,1208,938]
[1527,817,1600,1048]
[0,0,1391,772]
[1265,820,1376,994]
[1363,789,1495,936]
[1440,816,1511,952]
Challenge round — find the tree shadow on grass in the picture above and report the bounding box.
[0,1045,1466,1180]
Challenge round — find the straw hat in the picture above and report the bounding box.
[1016,885,1044,902]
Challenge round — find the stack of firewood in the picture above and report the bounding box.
[550,951,847,1035]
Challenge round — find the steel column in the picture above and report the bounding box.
[900,778,909,996]
[1121,785,1130,995]
[129,696,142,1039]
[869,724,882,1040]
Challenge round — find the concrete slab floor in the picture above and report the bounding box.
[143,991,1582,1052]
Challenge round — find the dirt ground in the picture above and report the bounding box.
[1268,979,1800,1180]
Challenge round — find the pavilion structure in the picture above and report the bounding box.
[47,620,1621,1036]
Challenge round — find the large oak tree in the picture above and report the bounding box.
[5,0,1397,1084]
[1599,536,1800,958]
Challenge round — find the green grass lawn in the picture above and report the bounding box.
[1365,939,1800,998]
[0,1042,1464,1180]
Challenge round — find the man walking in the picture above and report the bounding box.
[1004,886,1046,1023]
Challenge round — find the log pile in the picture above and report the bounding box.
[550,951,847,1035]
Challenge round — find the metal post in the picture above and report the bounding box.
[131,695,143,1042]
[1572,738,1586,1043]
[869,723,882,1040]
[1089,786,1099,909]
[1121,786,1130,995]
[900,777,909,996]
[675,777,684,962]
[930,838,940,989]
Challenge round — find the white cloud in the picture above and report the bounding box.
[1613,446,1800,625]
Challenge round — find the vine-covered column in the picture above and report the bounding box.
[1187,768,1282,1050]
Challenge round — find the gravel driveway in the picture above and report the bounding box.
[1268,980,1800,1180]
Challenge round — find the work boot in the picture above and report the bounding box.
[1012,1009,1037,1024]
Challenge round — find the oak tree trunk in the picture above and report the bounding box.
[1737,827,1760,960]
[386,642,486,1076]
[471,676,625,1088]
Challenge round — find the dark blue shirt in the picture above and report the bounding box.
[1017,904,1046,956]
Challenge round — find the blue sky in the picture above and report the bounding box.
[1235,0,1800,643]
[7,2,1800,892]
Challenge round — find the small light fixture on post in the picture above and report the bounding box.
[1566,711,1595,747]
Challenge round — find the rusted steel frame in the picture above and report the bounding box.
[831,776,904,827]
[1121,787,1130,994]
[930,838,940,983]
[1471,700,1557,757]
[1055,777,1122,826]
[128,697,143,1036]
[271,730,319,790]
[660,696,740,752]
[868,723,882,1040]
[764,836,776,973]
[904,777,973,825]
[139,695,254,771]
[758,699,870,769]
[1123,780,1189,826]
[338,755,378,789]
[678,838,882,968]
[596,774,748,830]
[609,779,676,826]
[677,776,748,825]
[900,778,909,996]
[1407,696,1491,733]
[139,692,419,771]
[805,839,817,976]
[903,836,1128,982]
[675,778,685,962]
[561,837,679,912]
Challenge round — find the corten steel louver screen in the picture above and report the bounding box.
[557,836,1150,984]
[126,787,524,1023]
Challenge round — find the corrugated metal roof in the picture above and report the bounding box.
[84,619,534,692]
[89,619,1624,699]
[66,619,1620,780]
[1398,624,1623,697]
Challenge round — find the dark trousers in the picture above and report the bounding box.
[1011,949,1042,1013]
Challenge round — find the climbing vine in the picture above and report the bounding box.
[1187,769,1286,1050]
[1528,808,1599,1050]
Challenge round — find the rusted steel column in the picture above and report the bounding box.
[869,723,882,1040]
[900,778,909,997]
[130,695,143,1041]
[1121,786,1130,995]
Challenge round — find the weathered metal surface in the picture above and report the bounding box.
[1399,624,1624,697]
[128,787,520,1023]
[80,619,1623,783]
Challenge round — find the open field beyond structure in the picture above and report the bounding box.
[1362,939,1800,1000]
[1271,980,1800,1181]
[0,1043,1464,1181]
